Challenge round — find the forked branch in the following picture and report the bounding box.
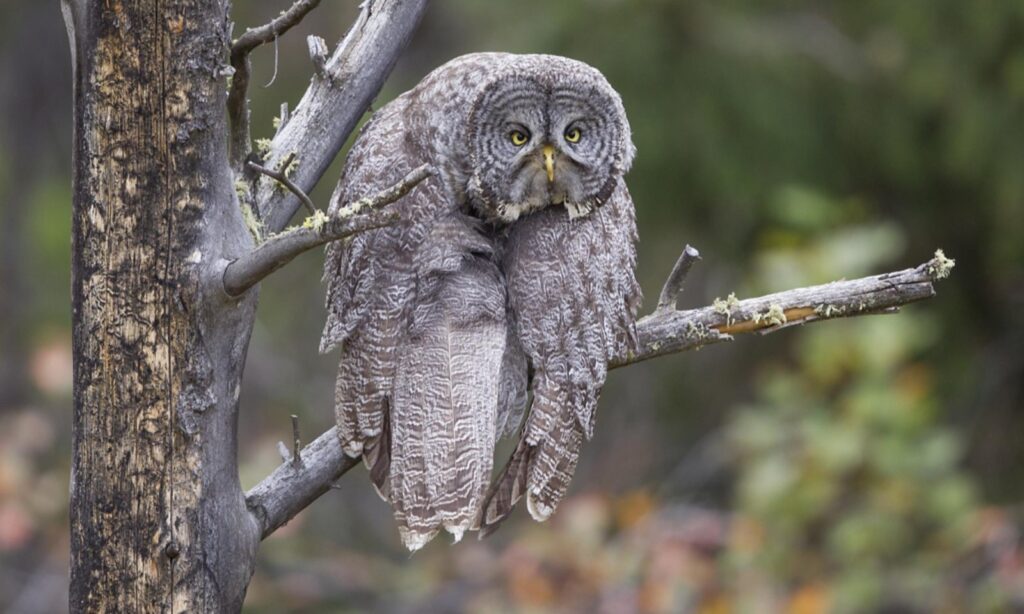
[257,0,430,233]
[221,165,433,297]
[244,249,956,539]
[248,154,316,215]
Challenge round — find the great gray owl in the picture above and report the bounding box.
[320,52,641,551]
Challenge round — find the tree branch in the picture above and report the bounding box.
[656,244,701,313]
[243,249,955,539]
[618,248,955,366]
[222,164,432,297]
[247,426,359,540]
[256,0,431,233]
[248,154,316,216]
[227,0,323,168]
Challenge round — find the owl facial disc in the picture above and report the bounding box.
[464,55,633,224]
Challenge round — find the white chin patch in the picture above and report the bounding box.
[497,201,542,222]
[564,201,594,219]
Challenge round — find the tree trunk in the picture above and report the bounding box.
[66,0,259,609]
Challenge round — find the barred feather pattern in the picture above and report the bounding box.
[321,52,640,548]
[390,214,507,549]
[321,55,527,550]
[482,183,641,531]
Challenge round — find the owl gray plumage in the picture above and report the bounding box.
[320,52,640,550]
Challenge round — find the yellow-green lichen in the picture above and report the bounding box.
[240,202,264,243]
[686,321,713,340]
[752,303,787,327]
[301,209,330,232]
[255,138,272,159]
[280,153,299,178]
[712,292,740,325]
[234,179,250,200]
[926,248,956,279]
[815,304,846,318]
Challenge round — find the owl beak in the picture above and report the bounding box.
[542,145,556,183]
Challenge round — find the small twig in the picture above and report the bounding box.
[232,0,323,58]
[276,441,291,464]
[263,34,280,88]
[222,164,434,297]
[275,102,290,137]
[248,154,315,216]
[656,244,701,313]
[307,35,328,76]
[226,0,323,168]
[291,414,303,470]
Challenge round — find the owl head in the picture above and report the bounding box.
[465,55,634,223]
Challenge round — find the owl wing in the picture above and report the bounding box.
[322,100,514,550]
[389,213,508,550]
[480,183,641,534]
[320,102,427,492]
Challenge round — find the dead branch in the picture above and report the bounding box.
[243,249,955,539]
[620,248,955,366]
[221,164,433,297]
[656,244,701,313]
[247,154,316,215]
[248,426,359,540]
[227,0,322,168]
[256,0,430,233]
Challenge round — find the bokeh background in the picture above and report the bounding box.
[2,1,1024,612]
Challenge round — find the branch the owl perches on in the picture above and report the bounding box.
[244,248,955,541]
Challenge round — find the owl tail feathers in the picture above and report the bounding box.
[478,437,534,537]
[525,422,584,523]
[397,518,478,552]
[334,390,392,501]
[479,391,588,536]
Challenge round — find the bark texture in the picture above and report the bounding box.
[67,0,259,610]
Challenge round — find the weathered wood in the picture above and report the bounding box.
[66,0,260,610]
[246,426,360,540]
[221,164,433,297]
[257,0,430,233]
[620,252,951,365]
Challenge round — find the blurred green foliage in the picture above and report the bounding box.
[1,0,1023,611]
[725,238,1008,612]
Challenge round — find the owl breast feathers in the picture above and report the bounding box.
[320,52,641,551]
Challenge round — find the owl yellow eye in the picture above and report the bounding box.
[510,130,529,146]
[565,127,582,143]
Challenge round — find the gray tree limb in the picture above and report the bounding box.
[621,248,955,366]
[247,154,317,215]
[222,164,433,297]
[248,426,359,540]
[244,249,956,539]
[256,0,430,233]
